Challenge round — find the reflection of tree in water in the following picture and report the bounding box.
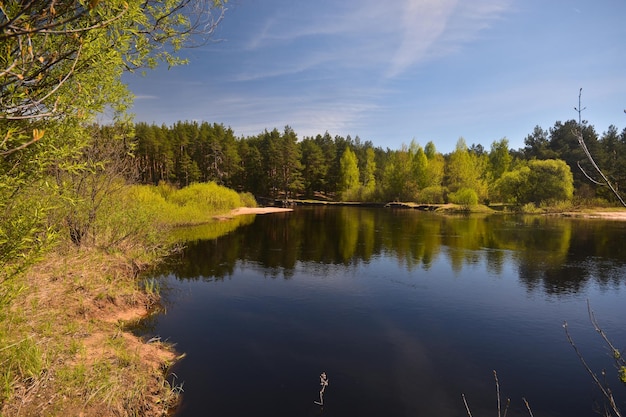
[514,218,626,295]
[153,208,626,296]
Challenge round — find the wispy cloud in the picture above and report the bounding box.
[243,0,514,79]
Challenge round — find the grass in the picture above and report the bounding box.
[0,248,181,416]
[0,181,260,416]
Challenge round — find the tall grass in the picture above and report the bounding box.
[0,181,257,415]
[127,182,256,228]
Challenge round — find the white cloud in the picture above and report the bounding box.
[243,0,513,79]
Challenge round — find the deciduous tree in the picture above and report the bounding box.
[339,147,360,200]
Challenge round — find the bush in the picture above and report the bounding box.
[520,202,541,214]
[539,199,573,213]
[238,192,257,208]
[448,188,478,208]
[128,182,257,228]
[418,186,446,204]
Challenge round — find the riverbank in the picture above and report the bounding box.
[0,248,182,417]
[5,203,623,416]
[0,206,295,417]
[283,200,626,220]
[221,206,293,218]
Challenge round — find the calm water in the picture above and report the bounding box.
[142,207,626,417]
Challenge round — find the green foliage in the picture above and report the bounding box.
[419,186,446,204]
[339,148,360,200]
[300,138,328,197]
[0,1,227,155]
[449,188,478,208]
[445,138,488,201]
[239,192,258,208]
[130,119,625,208]
[128,182,254,228]
[519,202,542,214]
[0,0,227,280]
[0,332,45,404]
[497,159,574,206]
[381,147,418,201]
[539,199,574,213]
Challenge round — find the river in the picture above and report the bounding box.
[140,207,626,417]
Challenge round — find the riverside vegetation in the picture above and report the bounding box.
[2,2,626,416]
[0,181,256,416]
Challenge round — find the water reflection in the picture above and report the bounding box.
[159,207,626,296]
[148,207,626,417]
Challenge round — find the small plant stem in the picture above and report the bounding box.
[461,393,473,417]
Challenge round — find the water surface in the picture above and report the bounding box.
[143,207,626,417]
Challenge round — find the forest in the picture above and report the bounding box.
[1,1,625,415]
[133,119,626,206]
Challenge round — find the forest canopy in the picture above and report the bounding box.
[132,119,626,207]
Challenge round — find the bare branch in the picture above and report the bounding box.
[523,397,534,417]
[574,88,626,207]
[494,370,502,417]
[563,319,623,417]
[461,393,473,417]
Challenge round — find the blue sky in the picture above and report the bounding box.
[124,0,626,154]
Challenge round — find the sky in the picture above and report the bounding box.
[123,0,626,154]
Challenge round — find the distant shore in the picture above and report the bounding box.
[217,203,626,222]
[231,207,293,215]
[213,206,293,220]
[558,211,626,221]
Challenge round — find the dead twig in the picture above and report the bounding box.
[563,315,623,417]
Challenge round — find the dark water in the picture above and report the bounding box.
[142,207,626,417]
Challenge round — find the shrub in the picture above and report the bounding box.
[539,199,573,213]
[520,202,541,214]
[238,192,257,208]
[418,186,446,204]
[448,188,478,208]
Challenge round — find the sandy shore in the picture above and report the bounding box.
[561,211,626,220]
[213,206,293,220]
[231,206,293,215]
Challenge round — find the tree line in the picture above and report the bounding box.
[132,119,626,206]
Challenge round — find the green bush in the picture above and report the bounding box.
[539,199,573,213]
[418,186,446,204]
[448,188,478,208]
[520,202,541,214]
[127,182,257,228]
[238,192,258,208]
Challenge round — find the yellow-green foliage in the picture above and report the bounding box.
[449,187,478,208]
[238,192,258,208]
[126,182,256,227]
[419,186,446,204]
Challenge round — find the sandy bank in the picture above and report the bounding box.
[214,206,293,220]
[561,211,626,220]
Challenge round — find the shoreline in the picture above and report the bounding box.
[214,206,293,220]
[6,204,624,415]
[2,206,295,416]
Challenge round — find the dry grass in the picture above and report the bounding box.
[0,247,180,417]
